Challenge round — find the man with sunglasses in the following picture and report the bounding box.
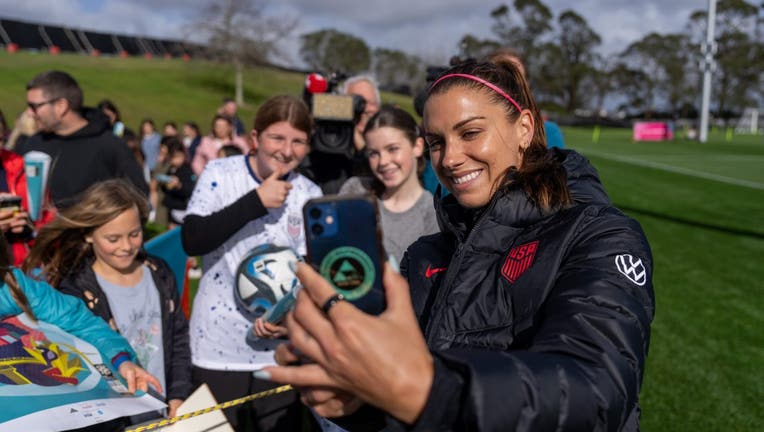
[16,71,148,220]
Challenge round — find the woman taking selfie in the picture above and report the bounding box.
[262,60,655,431]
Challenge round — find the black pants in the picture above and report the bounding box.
[191,366,317,432]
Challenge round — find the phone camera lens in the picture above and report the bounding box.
[311,223,324,236]
[309,207,322,219]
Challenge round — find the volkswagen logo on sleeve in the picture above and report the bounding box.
[615,254,647,286]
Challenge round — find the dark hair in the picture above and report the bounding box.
[210,114,234,138]
[219,144,244,157]
[363,104,425,195]
[162,136,184,155]
[163,121,178,130]
[426,60,570,210]
[26,70,83,113]
[222,97,235,104]
[23,179,150,287]
[485,47,524,66]
[0,232,36,320]
[184,121,201,137]
[124,134,145,165]
[140,118,156,137]
[97,99,121,122]
[253,95,312,137]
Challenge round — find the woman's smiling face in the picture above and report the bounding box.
[424,85,532,208]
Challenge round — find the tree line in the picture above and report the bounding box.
[198,0,764,119]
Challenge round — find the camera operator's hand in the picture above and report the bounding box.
[353,128,366,152]
[257,170,292,209]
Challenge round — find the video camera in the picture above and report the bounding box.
[303,72,367,158]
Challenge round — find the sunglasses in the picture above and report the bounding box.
[27,98,59,113]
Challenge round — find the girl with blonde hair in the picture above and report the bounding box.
[24,179,191,421]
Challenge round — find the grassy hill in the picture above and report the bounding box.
[0,51,414,132]
[1,51,762,431]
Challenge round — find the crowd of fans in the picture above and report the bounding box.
[0,53,654,432]
[0,67,441,431]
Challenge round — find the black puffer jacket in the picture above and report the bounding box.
[395,149,655,431]
[58,254,192,402]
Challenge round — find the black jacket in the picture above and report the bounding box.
[58,254,192,402]
[161,163,196,211]
[387,149,654,431]
[15,108,149,209]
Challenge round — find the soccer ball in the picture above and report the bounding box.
[234,244,300,322]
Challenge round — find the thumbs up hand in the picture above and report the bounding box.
[257,169,293,209]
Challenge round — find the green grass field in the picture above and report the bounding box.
[1,51,762,431]
[565,127,763,431]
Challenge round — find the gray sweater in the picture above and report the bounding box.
[339,176,440,264]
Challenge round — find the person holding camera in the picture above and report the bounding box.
[300,74,382,194]
[341,75,381,152]
[260,59,655,431]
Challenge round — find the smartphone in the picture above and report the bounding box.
[303,194,386,315]
[0,196,22,212]
[154,174,172,183]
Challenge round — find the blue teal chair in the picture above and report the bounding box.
[144,227,188,296]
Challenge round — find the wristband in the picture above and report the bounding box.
[111,351,131,370]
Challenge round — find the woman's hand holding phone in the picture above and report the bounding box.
[260,261,434,424]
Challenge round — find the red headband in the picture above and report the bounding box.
[430,73,523,113]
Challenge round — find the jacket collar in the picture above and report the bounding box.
[433,148,610,241]
[435,185,548,242]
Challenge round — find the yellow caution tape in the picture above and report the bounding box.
[125,384,293,432]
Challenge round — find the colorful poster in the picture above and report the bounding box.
[0,314,165,431]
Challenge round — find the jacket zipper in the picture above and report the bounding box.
[422,199,498,346]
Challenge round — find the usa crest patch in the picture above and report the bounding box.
[501,241,539,283]
[287,213,302,239]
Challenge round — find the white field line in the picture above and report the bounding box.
[583,150,764,191]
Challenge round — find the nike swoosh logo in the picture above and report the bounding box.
[425,265,447,278]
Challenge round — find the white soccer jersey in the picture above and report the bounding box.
[186,155,322,370]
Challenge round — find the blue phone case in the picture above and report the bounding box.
[303,194,386,315]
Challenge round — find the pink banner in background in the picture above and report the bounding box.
[633,122,674,141]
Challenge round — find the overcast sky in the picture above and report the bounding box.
[1,0,709,67]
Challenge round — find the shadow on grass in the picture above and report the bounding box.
[616,204,764,240]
